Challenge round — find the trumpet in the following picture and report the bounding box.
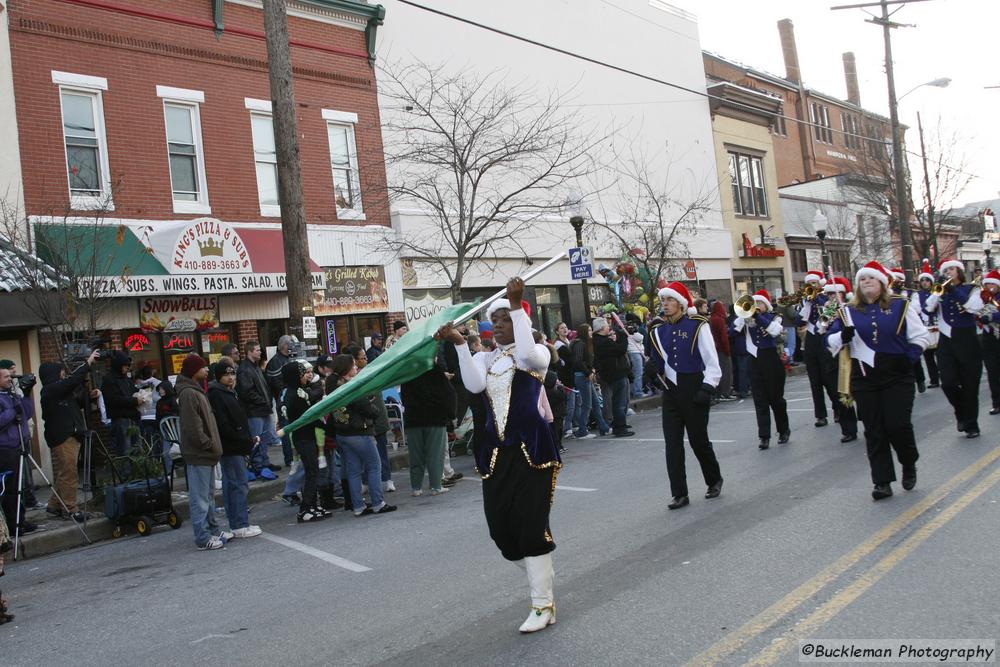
[930,276,956,295]
[776,283,821,306]
[734,294,757,319]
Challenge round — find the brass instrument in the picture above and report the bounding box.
[930,276,956,295]
[734,294,756,319]
[834,307,854,407]
[776,283,821,306]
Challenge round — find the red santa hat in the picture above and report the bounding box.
[889,267,905,282]
[855,260,890,288]
[658,281,697,316]
[938,258,963,273]
[752,289,773,312]
[803,270,827,286]
[918,258,934,282]
[982,269,1000,287]
[823,275,850,293]
[486,298,531,320]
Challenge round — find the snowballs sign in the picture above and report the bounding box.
[172,219,251,274]
[140,296,219,333]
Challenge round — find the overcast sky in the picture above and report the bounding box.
[670,0,1000,205]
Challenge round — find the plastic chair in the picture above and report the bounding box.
[158,417,187,491]
[382,388,405,449]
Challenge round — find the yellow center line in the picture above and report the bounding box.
[683,445,1000,667]
[746,464,1000,666]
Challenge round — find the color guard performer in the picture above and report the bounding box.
[818,276,858,442]
[797,270,838,428]
[649,281,724,510]
[977,269,1000,416]
[916,259,941,389]
[825,261,930,500]
[440,277,562,634]
[733,289,790,450]
[924,258,984,438]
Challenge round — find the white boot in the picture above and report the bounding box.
[518,554,555,633]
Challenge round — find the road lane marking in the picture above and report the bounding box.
[746,464,1000,666]
[261,533,372,572]
[683,444,1000,667]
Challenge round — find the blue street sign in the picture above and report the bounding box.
[568,246,593,280]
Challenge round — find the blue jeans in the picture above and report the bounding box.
[110,418,136,459]
[219,455,249,530]
[186,464,219,547]
[563,387,579,434]
[784,326,796,361]
[283,456,306,495]
[610,376,631,433]
[629,352,645,396]
[247,416,277,469]
[734,354,750,396]
[375,433,392,483]
[338,435,385,513]
[574,372,609,436]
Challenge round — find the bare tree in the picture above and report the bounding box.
[373,60,603,302]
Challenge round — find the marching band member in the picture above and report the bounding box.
[733,289,789,450]
[924,258,984,438]
[440,277,561,634]
[890,267,929,392]
[825,261,930,500]
[649,282,723,510]
[818,276,858,442]
[978,269,1000,416]
[916,259,941,389]
[798,270,838,428]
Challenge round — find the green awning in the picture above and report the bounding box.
[34,222,169,281]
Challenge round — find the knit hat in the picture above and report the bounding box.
[210,358,235,381]
[855,260,890,287]
[938,258,963,273]
[0,360,14,370]
[918,258,934,282]
[804,270,827,286]
[752,289,773,312]
[983,269,1000,287]
[657,281,697,316]
[180,354,207,378]
[486,298,532,320]
[392,320,407,332]
[281,359,312,387]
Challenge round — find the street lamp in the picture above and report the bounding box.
[565,193,591,319]
[898,77,951,102]
[813,209,830,278]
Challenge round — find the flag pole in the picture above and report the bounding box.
[448,250,567,326]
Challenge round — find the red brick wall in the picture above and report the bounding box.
[235,319,259,351]
[9,0,389,227]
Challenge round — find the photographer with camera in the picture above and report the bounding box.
[0,360,42,512]
[38,350,100,522]
[101,352,142,460]
[0,365,37,535]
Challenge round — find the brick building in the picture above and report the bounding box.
[3,0,402,381]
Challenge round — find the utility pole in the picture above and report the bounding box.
[262,0,314,342]
[832,0,931,285]
[916,111,939,264]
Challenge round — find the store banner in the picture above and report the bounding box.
[314,266,389,316]
[140,296,219,333]
[403,289,453,325]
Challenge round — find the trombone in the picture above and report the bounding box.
[930,276,956,295]
[776,283,821,306]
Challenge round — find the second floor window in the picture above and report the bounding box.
[54,70,113,210]
[250,113,279,214]
[729,151,768,217]
[327,122,362,215]
[841,113,861,150]
[162,97,209,214]
[810,102,833,144]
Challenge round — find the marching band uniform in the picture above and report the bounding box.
[650,282,723,510]
[825,262,930,500]
[733,289,789,449]
[818,277,858,442]
[798,270,838,427]
[890,267,929,393]
[456,299,561,633]
[977,269,1000,415]
[916,260,941,388]
[924,259,985,438]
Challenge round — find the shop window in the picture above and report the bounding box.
[201,328,234,364]
[124,331,162,379]
[53,71,113,210]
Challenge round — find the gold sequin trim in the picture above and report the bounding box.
[520,443,563,507]
[544,529,553,544]
[478,446,501,479]
[896,298,910,335]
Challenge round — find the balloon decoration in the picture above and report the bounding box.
[593,250,665,325]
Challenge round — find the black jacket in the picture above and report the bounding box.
[544,370,567,422]
[555,342,574,386]
[101,371,139,421]
[570,339,594,375]
[207,381,253,457]
[237,358,273,418]
[593,326,631,383]
[265,351,291,404]
[39,362,88,447]
[400,368,456,428]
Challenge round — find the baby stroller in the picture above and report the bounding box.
[104,447,182,538]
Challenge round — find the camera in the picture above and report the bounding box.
[12,373,37,392]
[64,338,111,363]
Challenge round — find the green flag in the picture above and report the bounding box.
[281,302,475,436]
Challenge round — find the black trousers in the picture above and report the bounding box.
[482,446,557,561]
[291,432,319,511]
[661,373,721,499]
[980,333,1000,409]
[913,346,940,386]
[749,347,789,439]
[803,331,836,419]
[0,447,23,531]
[852,354,918,485]
[936,328,983,431]
[821,351,859,437]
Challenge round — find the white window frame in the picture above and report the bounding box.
[322,108,365,220]
[158,86,210,215]
[53,71,113,211]
[245,99,280,217]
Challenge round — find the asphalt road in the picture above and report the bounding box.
[3,374,999,666]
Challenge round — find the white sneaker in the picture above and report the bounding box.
[218,530,234,541]
[579,433,596,440]
[288,460,300,476]
[318,456,328,469]
[627,408,636,416]
[231,525,262,539]
[198,536,225,550]
[384,480,396,492]
[214,479,223,490]
[412,489,423,497]
[563,429,574,437]
[430,487,450,495]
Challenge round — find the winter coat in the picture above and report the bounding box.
[264,351,291,404]
[400,368,456,428]
[207,381,253,457]
[371,391,390,435]
[593,326,631,383]
[0,389,34,450]
[174,374,222,466]
[281,363,325,445]
[236,358,273,418]
[554,340,574,386]
[710,301,732,356]
[570,338,594,375]
[544,370,568,422]
[39,361,88,447]
[101,370,140,421]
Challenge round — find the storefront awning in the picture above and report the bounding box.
[34,218,326,297]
